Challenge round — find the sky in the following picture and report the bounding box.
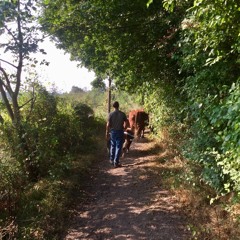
[35,40,96,93]
[0,38,96,93]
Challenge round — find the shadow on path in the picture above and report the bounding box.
[64,136,191,240]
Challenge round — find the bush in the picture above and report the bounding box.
[0,85,104,239]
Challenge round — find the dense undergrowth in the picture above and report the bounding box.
[39,0,240,201]
[0,89,104,239]
[0,86,140,239]
[0,84,239,239]
[153,130,240,240]
[0,137,105,240]
[1,1,239,238]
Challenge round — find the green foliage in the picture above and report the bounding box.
[210,82,240,193]
[180,64,239,193]
[177,0,240,195]
[39,0,240,202]
[65,88,107,118]
[38,0,238,198]
[91,77,106,91]
[1,0,239,231]
[39,0,190,156]
[39,0,187,92]
[0,84,99,178]
[141,77,184,138]
[0,0,50,183]
[188,0,239,66]
[15,179,69,239]
[65,87,141,119]
[0,84,107,239]
[74,102,94,121]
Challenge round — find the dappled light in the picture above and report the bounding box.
[64,136,190,239]
[1,0,239,238]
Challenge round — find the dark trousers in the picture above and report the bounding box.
[110,130,124,164]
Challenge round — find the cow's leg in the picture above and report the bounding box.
[136,127,141,139]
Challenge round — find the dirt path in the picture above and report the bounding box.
[64,136,191,240]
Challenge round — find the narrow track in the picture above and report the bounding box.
[64,136,190,240]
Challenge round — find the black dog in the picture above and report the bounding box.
[106,129,134,157]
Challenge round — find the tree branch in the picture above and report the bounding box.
[15,0,23,96]
[0,58,18,69]
[0,77,14,121]
[0,66,14,94]
[19,97,34,109]
[4,25,19,45]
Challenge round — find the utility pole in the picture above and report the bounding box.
[107,76,112,114]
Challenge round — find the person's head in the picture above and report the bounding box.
[113,101,119,109]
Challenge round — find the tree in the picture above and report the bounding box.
[187,0,239,66]
[0,0,45,125]
[40,0,189,92]
[0,0,46,180]
[91,77,106,91]
[70,86,85,94]
[169,0,240,193]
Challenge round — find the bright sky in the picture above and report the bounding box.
[36,39,96,92]
[0,38,96,93]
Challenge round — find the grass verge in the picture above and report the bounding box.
[150,133,240,240]
[0,124,107,240]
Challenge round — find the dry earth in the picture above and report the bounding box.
[63,135,191,240]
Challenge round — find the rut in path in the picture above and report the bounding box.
[64,137,191,240]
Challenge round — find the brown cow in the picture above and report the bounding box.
[128,109,149,138]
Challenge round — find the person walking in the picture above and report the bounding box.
[106,101,129,167]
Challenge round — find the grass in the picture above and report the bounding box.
[0,124,107,240]
[150,134,240,240]
[1,125,239,239]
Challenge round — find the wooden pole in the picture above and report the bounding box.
[107,77,112,114]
